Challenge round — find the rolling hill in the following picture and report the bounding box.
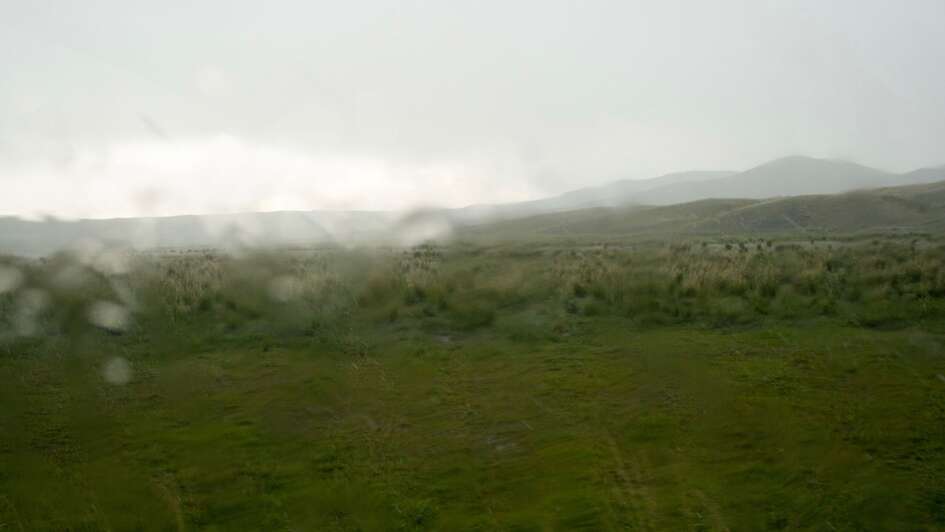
[449,170,735,222]
[457,156,945,216]
[0,211,397,256]
[461,179,945,240]
[631,156,889,205]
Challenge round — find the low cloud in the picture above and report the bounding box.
[0,135,544,219]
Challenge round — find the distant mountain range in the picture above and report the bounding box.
[479,155,943,213]
[461,178,945,241]
[449,170,735,222]
[2,156,944,255]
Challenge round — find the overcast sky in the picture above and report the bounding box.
[1,0,944,218]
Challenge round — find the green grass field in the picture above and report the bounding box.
[2,239,945,530]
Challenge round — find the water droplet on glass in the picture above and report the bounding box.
[393,209,454,246]
[0,265,23,294]
[88,300,130,331]
[93,248,131,276]
[14,289,48,336]
[52,264,90,289]
[103,357,132,385]
[268,275,302,302]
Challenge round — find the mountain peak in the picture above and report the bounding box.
[742,155,890,179]
[758,155,862,169]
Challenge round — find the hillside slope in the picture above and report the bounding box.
[463,180,945,240]
[464,157,943,218]
[450,170,734,223]
[462,199,756,240]
[0,211,395,256]
[631,156,892,205]
[694,194,933,234]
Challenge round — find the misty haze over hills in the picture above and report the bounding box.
[2,155,944,255]
[496,156,943,212]
[471,179,945,241]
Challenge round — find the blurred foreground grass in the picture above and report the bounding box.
[1,238,945,530]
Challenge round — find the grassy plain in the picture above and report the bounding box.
[2,237,945,530]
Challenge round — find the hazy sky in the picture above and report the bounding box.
[2,0,944,218]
